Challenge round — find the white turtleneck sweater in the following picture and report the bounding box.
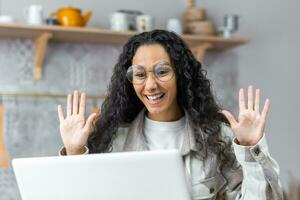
[144,115,186,150]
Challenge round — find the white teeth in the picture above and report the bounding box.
[147,94,163,100]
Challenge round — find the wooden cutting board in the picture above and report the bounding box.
[0,103,9,168]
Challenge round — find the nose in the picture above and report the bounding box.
[144,72,158,92]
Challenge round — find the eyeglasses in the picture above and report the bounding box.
[126,61,175,85]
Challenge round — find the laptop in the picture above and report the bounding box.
[12,149,191,200]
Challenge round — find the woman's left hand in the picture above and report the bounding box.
[222,85,270,146]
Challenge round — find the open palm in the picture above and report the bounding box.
[222,85,270,146]
[57,91,97,155]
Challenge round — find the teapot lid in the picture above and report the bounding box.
[58,6,81,12]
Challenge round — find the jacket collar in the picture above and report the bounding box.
[123,108,198,156]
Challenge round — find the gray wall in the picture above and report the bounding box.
[0,0,299,199]
[197,0,300,187]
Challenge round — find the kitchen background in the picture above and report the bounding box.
[0,0,299,199]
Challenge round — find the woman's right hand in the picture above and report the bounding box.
[57,91,97,155]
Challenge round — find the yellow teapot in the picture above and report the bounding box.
[52,6,92,27]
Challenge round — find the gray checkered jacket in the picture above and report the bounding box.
[110,109,283,200]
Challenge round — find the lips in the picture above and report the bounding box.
[144,93,165,105]
[145,93,164,100]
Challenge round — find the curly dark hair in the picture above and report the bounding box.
[88,29,236,171]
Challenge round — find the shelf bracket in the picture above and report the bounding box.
[0,103,9,168]
[34,32,53,80]
[191,43,214,62]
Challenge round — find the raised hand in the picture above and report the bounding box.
[222,85,270,146]
[57,91,97,155]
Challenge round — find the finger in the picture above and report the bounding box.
[261,99,270,121]
[254,89,260,112]
[67,94,72,116]
[57,105,64,122]
[247,85,253,110]
[239,88,246,112]
[73,91,79,115]
[83,113,97,134]
[79,93,86,116]
[222,110,238,128]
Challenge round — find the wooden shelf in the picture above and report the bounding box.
[0,23,249,80]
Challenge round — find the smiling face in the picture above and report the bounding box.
[131,44,183,121]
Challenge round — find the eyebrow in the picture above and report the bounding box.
[133,61,170,68]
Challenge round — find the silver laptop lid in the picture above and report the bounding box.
[12,150,191,200]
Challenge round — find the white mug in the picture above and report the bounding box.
[110,12,129,31]
[24,4,44,25]
[136,15,154,32]
[0,15,15,23]
[166,18,182,34]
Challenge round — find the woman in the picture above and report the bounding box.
[57,30,283,199]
